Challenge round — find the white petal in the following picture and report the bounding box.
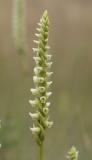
[29,100,37,107]
[46,72,53,77]
[47,81,53,88]
[46,62,53,69]
[32,48,38,52]
[45,121,53,128]
[30,88,38,95]
[29,112,39,119]
[33,40,39,44]
[36,28,41,32]
[46,102,50,107]
[46,54,52,61]
[30,127,40,134]
[35,33,40,37]
[38,23,41,26]
[46,92,52,98]
[45,38,48,42]
[33,57,41,61]
[33,76,38,83]
[46,46,50,49]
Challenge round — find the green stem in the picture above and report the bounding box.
[39,142,43,160]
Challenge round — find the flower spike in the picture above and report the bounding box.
[29,10,53,146]
[67,146,79,160]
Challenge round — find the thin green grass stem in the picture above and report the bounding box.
[39,143,43,160]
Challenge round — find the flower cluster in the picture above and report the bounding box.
[29,10,53,146]
[67,146,79,160]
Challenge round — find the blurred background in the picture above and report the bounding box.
[0,0,92,160]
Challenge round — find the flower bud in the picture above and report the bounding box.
[39,48,44,55]
[39,40,44,50]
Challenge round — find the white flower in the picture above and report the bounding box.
[46,92,52,99]
[33,76,45,84]
[46,54,52,61]
[46,72,53,77]
[46,62,53,69]
[30,88,39,96]
[47,81,53,88]
[34,67,43,75]
[32,48,39,52]
[30,126,40,134]
[29,99,39,107]
[29,112,39,120]
[45,121,53,128]
[46,102,50,107]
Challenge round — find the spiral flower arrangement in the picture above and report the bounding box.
[29,10,53,149]
[67,146,79,160]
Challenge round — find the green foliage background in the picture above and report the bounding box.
[0,0,92,160]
